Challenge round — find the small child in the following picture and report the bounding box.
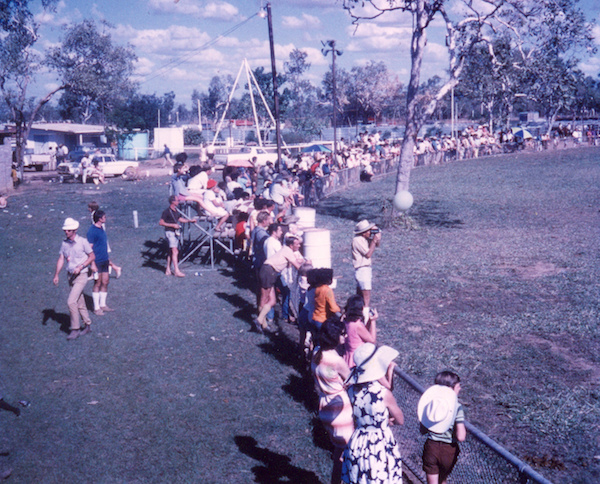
[418,371,466,484]
[297,264,315,361]
[311,268,340,327]
[342,294,377,368]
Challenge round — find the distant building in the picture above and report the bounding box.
[25,123,107,153]
[519,112,540,123]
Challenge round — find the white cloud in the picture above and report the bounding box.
[202,2,240,21]
[117,25,213,56]
[424,42,450,63]
[449,0,496,17]
[287,0,342,8]
[134,57,156,77]
[304,46,329,68]
[147,0,240,20]
[34,0,73,27]
[35,11,55,25]
[593,23,600,45]
[281,13,322,30]
[579,56,600,77]
[91,4,105,22]
[346,22,412,52]
[148,0,201,16]
[44,82,62,93]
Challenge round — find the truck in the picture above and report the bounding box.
[213,146,278,167]
[23,148,56,171]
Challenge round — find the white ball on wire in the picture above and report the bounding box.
[393,190,414,211]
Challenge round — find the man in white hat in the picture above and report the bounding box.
[53,217,95,340]
[351,219,381,312]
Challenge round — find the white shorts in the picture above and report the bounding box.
[355,266,372,291]
[209,207,228,218]
[165,231,179,248]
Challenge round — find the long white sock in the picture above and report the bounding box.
[99,292,108,308]
[92,292,101,311]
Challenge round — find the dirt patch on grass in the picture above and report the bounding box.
[501,261,567,280]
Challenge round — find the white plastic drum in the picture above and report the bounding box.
[294,207,316,229]
[302,228,331,269]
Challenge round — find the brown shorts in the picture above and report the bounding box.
[423,439,460,478]
[259,264,278,289]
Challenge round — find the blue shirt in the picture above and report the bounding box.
[87,224,109,263]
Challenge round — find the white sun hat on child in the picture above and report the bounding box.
[417,384,458,433]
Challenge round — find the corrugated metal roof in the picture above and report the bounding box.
[29,123,106,134]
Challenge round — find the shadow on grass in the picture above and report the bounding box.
[318,196,383,223]
[41,309,70,334]
[215,292,255,327]
[319,195,464,228]
[222,264,257,293]
[411,200,464,228]
[141,239,169,273]
[258,331,306,375]
[234,436,321,484]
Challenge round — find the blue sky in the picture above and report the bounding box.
[32,0,600,107]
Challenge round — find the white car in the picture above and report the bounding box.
[94,154,139,177]
[57,153,139,182]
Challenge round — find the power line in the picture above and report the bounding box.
[137,12,260,87]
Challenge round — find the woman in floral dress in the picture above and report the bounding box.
[342,343,404,484]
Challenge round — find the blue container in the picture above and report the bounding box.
[119,132,149,160]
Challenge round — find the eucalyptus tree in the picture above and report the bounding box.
[0,2,136,170]
[348,61,399,124]
[0,0,59,169]
[457,38,524,131]
[48,20,137,125]
[282,48,320,136]
[342,0,595,194]
[110,92,176,131]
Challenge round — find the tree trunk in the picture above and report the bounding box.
[395,1,427,194]
[546,108,560,138]
[13,85,66,178]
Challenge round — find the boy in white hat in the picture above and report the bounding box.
[418,371,466,484]
[53,217,95,340]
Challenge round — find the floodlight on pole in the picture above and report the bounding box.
[262,2,282,172]
[322,40,342,166]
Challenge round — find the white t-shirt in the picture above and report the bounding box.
[264,236,282,260]
[188,172,208,193]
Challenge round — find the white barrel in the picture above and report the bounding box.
[302,228,331,269]
[294,207,316,229]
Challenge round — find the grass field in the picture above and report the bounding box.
[0,146,599,483]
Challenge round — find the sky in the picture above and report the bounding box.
[31,0,600,107]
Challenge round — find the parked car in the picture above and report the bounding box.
[57,152,139,182]
[213,146,278,167]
